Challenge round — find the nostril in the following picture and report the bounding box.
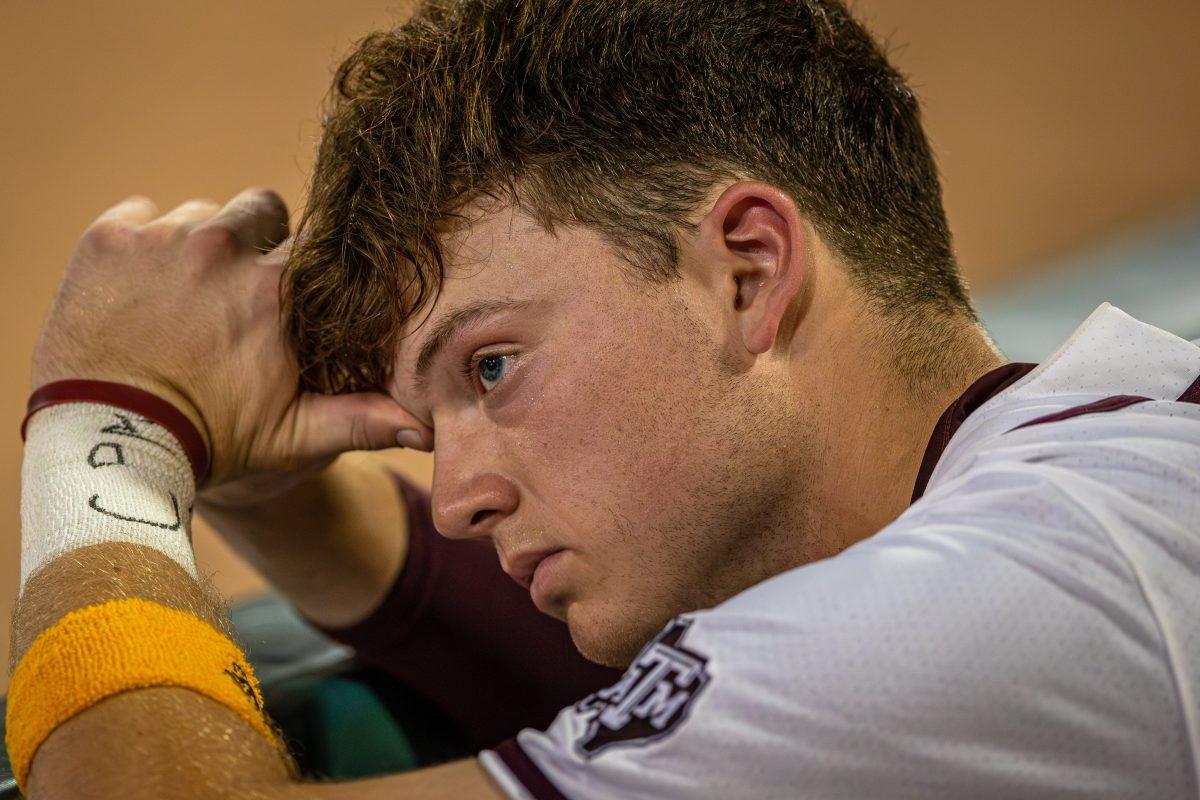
[471,509,497,528]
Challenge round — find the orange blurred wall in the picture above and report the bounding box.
[3,0,1200,688]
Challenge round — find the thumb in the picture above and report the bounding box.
[290,390,431,460]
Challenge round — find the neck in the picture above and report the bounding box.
[808,313,1004,553]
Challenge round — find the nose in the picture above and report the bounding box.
[431,461,520,540]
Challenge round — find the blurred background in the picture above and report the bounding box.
[1,0,1198,689]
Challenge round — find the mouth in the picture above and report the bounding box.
[500,546,564,589]
[528,550,569,612]
[500,546,569,611]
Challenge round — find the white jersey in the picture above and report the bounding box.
[481,304,1200,800]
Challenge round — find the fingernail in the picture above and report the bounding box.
[396,429,425,450]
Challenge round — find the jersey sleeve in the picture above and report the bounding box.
[480,410,1200,799]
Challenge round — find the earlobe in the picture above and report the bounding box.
[703,182,808,356]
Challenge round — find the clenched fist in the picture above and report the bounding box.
[30,189,430,490]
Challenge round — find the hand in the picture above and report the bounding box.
[31,190,431,489]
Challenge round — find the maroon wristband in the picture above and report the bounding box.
[21,379,210,482]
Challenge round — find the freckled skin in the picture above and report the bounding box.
[390,196,998,668]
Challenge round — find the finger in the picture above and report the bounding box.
[92,195,159,227]
[198,187,290,254]
[290,391,433,460]
[156,198,221,231]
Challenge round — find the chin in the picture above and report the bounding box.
[564,597,673,669]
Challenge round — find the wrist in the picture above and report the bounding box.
[23,378,211,482]
[20,402,198,589]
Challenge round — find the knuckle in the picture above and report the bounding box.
[77,220,131,254]
[244,186,285,208]
[242,187,289,221]
[120,194,155,213]
[185,223,240,265]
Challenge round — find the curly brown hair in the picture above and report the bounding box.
[284,0,971,395]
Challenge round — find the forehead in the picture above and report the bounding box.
[435,202,564,294]
[409,201,614,328]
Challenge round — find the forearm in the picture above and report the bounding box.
[14,544,497,800]
[12,543,292,798]
[196,451,407,629]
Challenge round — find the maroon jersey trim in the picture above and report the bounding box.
[1009,394,1152,432]
[1178,372,1200,405]
[1008,365,1200,432]
[491,739,572,800]
[911,363,1036,503]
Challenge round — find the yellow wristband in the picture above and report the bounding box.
[5,598,279,789]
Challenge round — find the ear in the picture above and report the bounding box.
[696,181,808,355]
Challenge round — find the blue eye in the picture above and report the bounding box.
[476,354,510,392]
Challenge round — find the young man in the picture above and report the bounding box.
[10,1,1200,798]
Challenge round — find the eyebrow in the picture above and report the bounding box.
[412,298,531,388]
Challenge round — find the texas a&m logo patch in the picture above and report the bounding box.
[573,618,710,757]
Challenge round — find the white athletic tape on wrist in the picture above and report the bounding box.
[20,402,197,589]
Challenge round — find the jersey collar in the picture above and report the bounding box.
[910,362,1036,503]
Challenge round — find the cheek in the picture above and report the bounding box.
[516,325,719,547]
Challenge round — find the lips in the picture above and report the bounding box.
[500,546,563,590]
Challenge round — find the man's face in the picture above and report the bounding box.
[391,203,819,667]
